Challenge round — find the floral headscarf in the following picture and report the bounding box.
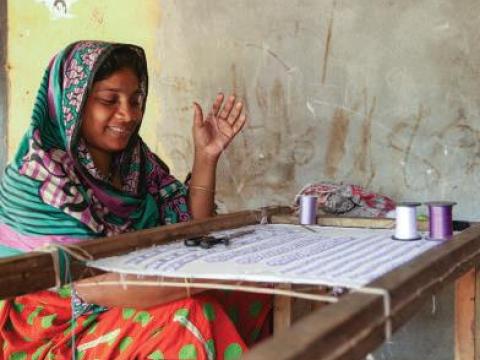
[0,41,190,238]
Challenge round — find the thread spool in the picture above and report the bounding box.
[299,195,318,225]
[425,201,456,241]
[391,202,422,241]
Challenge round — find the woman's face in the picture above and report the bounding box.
[80,67,144,155]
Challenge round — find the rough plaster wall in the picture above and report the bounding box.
[155,0,480,221]
[154,1,480,358]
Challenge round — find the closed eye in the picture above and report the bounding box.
[96,97,117,105]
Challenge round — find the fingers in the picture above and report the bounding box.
[232,113,247,134]
[216,118,234,139]
[218,95,236,121]
[211,93,224,117]
[215,94,247,140]
[196,93,247,142]
[193,102,203,128]
[217,111,247,140]
[227,101,243,126]
[218,94,246,126]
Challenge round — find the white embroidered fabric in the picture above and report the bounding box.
[87,224,440,289]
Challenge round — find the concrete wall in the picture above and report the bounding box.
[5,1,480,359]
[155,5,477,356]
[156,0,480,220]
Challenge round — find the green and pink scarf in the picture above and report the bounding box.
[0,41,190,253]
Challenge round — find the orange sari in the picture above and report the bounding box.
[0,288,271,360]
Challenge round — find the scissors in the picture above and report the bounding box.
[184,229,255,249]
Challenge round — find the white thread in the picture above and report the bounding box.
[76,280,339,303]
[119,273,127,290]
[393,203,421,240]
[39,246,62,289]
[260,207,270,224]
[35,243,93,289]
[34,243,92,360]
[354,286,392,342]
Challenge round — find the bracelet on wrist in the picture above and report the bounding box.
[190,185,215,194]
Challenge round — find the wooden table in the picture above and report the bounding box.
[0,207,478,360]
[246,214,480,360]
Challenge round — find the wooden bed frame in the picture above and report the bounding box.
[0,206,479,360]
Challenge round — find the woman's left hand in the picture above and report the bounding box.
[192,93,247,162]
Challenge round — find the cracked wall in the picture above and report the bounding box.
[155,1,480,222]
[154,4,478,357]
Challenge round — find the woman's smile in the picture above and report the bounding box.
[106,125,135,137]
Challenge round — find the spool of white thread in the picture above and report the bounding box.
[391,202,422,241]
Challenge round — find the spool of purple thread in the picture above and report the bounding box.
[425,201,457,241]
[299,195,318,225]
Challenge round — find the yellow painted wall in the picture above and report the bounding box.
[7,0,164,161]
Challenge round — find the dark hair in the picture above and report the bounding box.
[93,45,147,85]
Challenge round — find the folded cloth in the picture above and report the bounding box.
[294,182,396,218]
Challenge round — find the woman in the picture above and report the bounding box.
[0,41,270,359]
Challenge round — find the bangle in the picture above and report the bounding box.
[190,185,215,194]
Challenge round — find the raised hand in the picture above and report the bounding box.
[192,93,247,162]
